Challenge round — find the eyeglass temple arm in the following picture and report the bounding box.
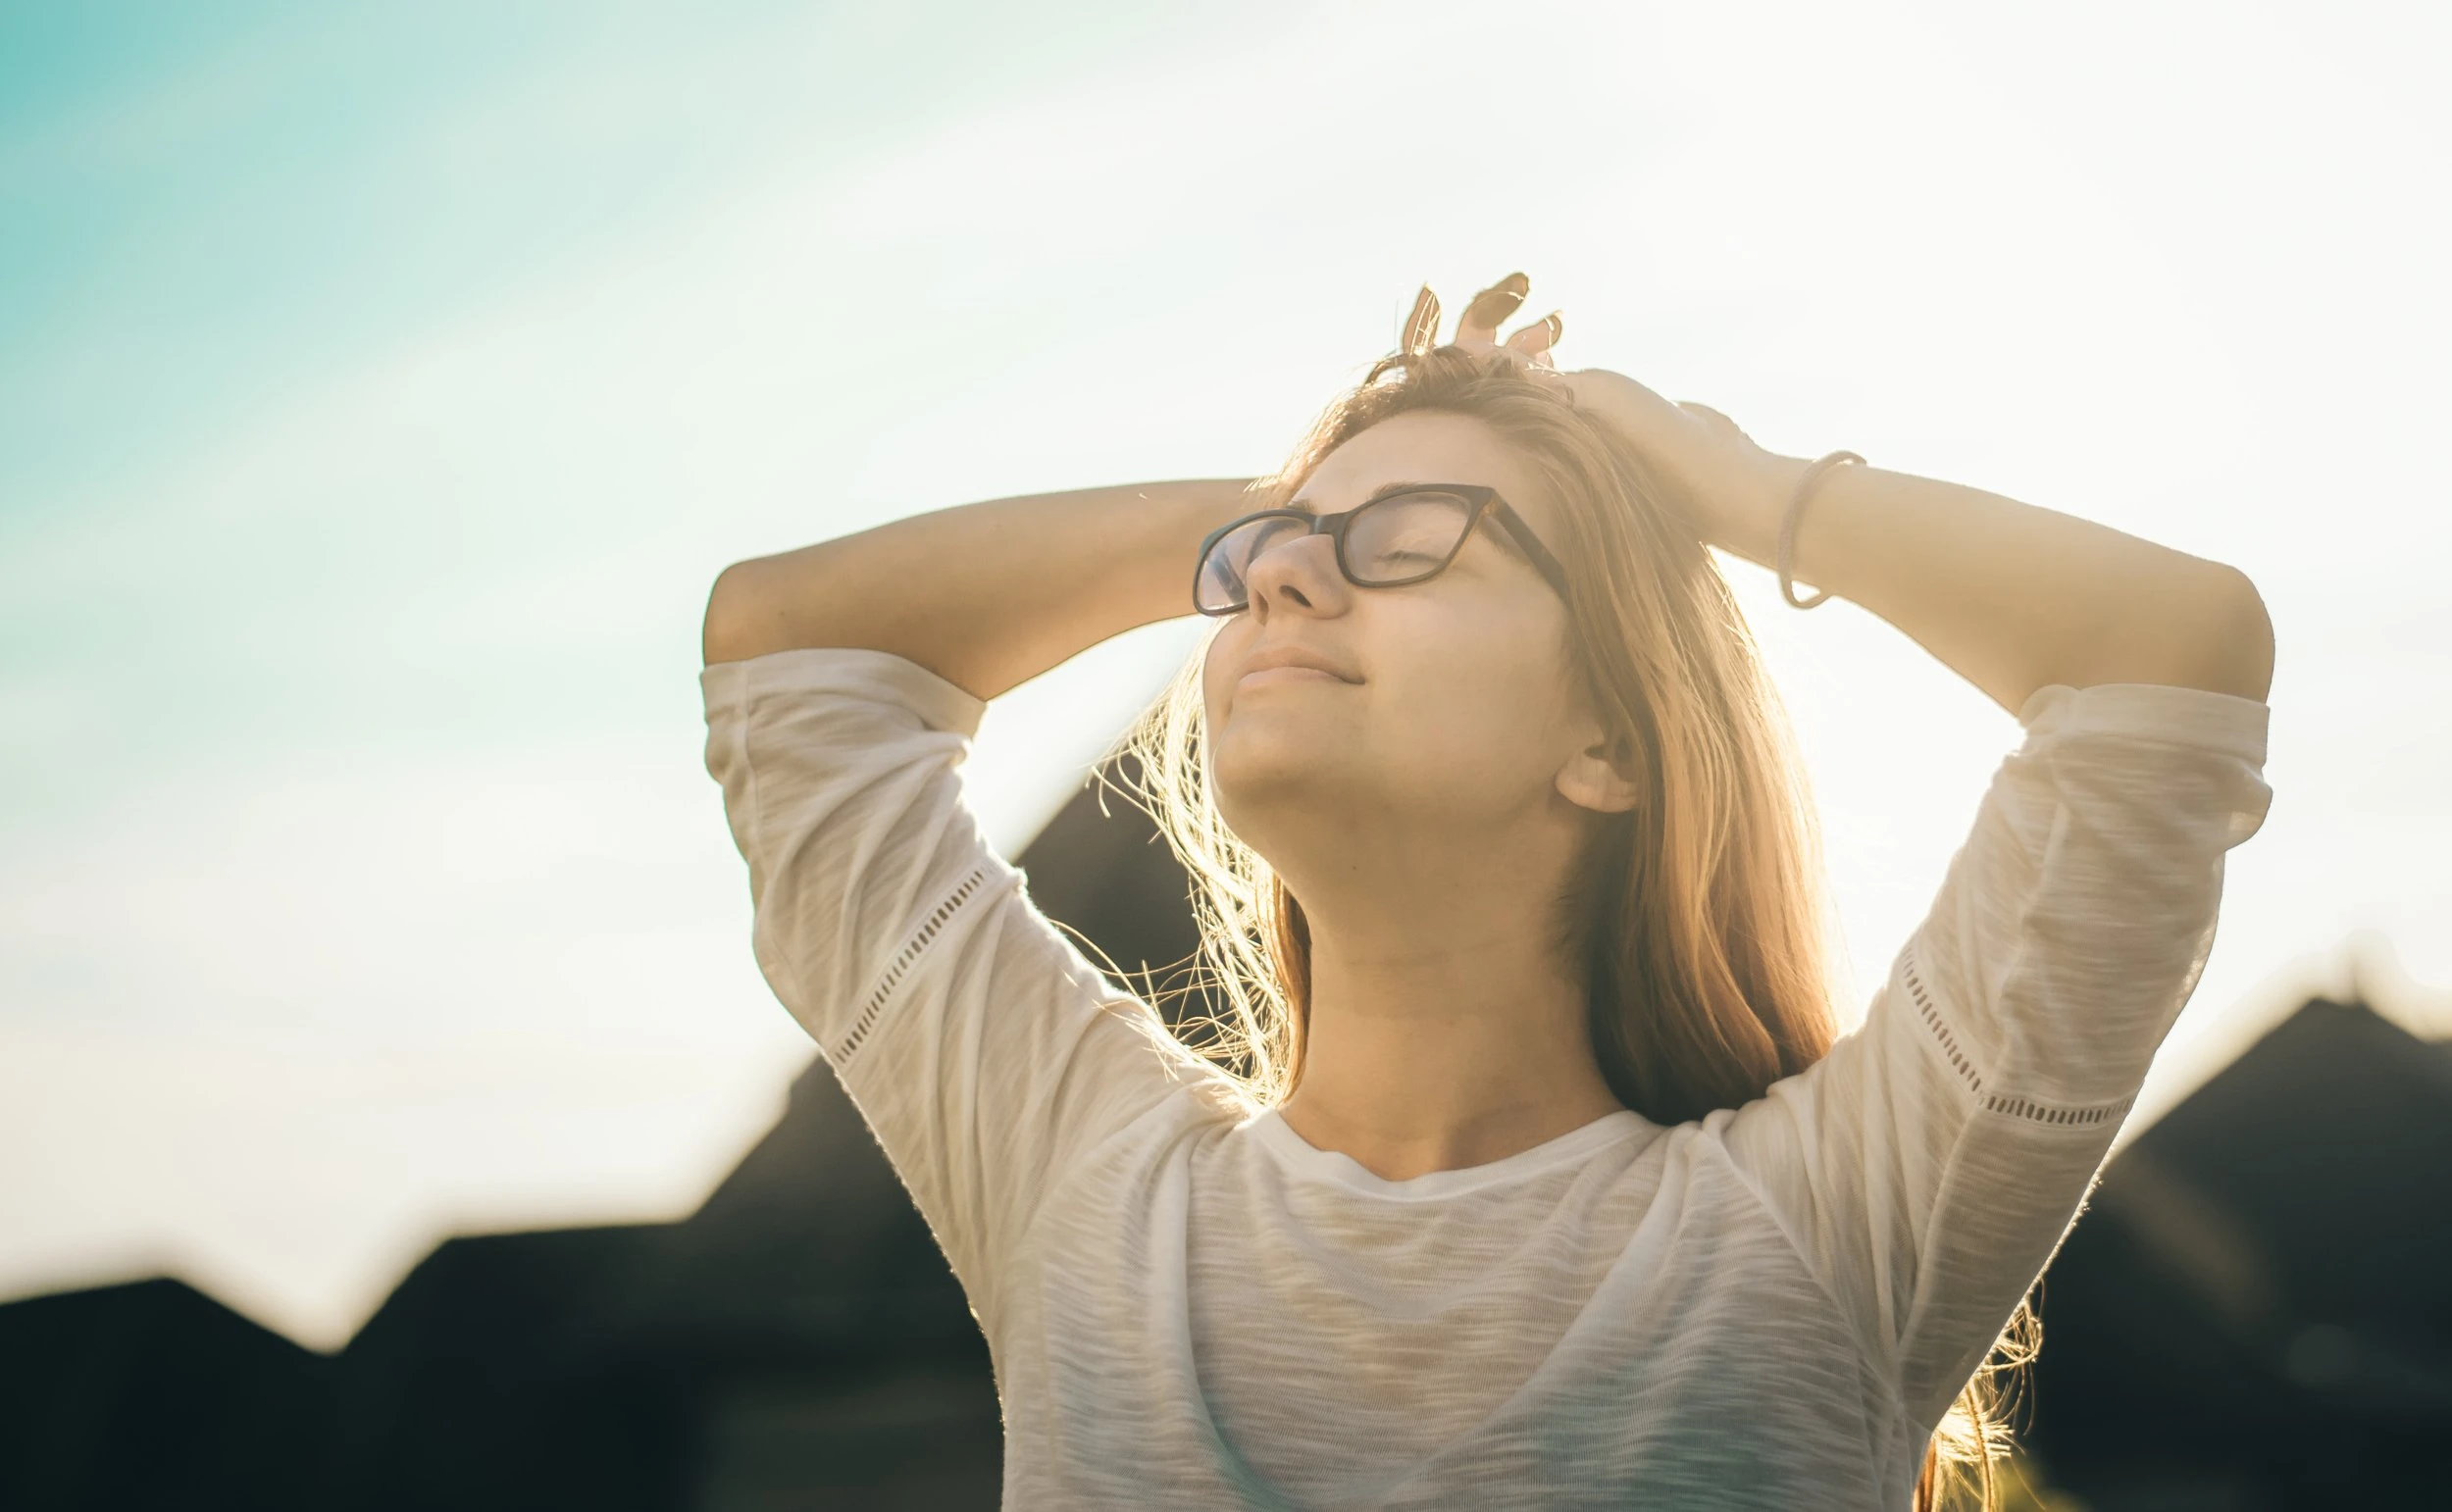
[1488,501,1573,601]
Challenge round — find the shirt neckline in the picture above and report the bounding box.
[1243,1105,1653,1201]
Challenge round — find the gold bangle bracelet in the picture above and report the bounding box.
[1776,450,1865,610]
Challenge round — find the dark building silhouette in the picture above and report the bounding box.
[4,754,2446,1510]
[2020,996,2452,1508]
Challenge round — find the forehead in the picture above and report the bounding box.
[1297,411,1559,534]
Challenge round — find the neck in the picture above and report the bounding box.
[1270,840,1628,1184]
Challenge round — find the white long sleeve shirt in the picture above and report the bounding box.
[701,646,2273,1510]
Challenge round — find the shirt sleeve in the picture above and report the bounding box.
[701,646,1233,1321]
[1712,680,2273,1431]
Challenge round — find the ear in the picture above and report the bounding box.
[1555,724,1643,815]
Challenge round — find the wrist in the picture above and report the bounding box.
[1770,451,1867,609]
[1713,453,1812,568]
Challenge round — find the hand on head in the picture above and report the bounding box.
[1402,272,1563,373]
[1395,272,1796,551]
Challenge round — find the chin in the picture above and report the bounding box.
[1211,737,1343,831]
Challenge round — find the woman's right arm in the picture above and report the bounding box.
[698,478,1261,1323]
[701,479,1261,693]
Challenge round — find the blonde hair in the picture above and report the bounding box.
[1105,344,2037,1510]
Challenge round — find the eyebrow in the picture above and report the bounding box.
[1284,479,1452,517]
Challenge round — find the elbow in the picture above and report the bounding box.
[2043,561,2275,705]
[702,558,769,668]
[2199,565,2275,703]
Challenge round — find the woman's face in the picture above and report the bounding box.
[1201,409,1612,868]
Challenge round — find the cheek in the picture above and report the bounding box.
[1405,660,1557,757]
[1200,631,1237,725]
[1372,618,1575,789]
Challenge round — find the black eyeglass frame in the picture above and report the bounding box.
[1192,483,1573,617]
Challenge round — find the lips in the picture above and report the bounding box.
[1239,643,1360,683]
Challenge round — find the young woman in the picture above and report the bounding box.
[699,274,2274,1510]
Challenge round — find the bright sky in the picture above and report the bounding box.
[3,0,2446,1350]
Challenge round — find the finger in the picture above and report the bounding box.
[1456,272,1529,346]
[1505,309,1562,357]
[1399,284,1441,356]
[1496,310,1557,373]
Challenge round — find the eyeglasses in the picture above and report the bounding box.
[1192,482,1571,617]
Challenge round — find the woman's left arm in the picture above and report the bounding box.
[1436,274,2272,714]
[1434,281,2278,1425]
[1712,450,2276,714]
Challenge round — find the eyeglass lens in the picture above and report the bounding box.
[1196,490,1478,614]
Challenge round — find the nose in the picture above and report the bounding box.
[1241,529,1350,619]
